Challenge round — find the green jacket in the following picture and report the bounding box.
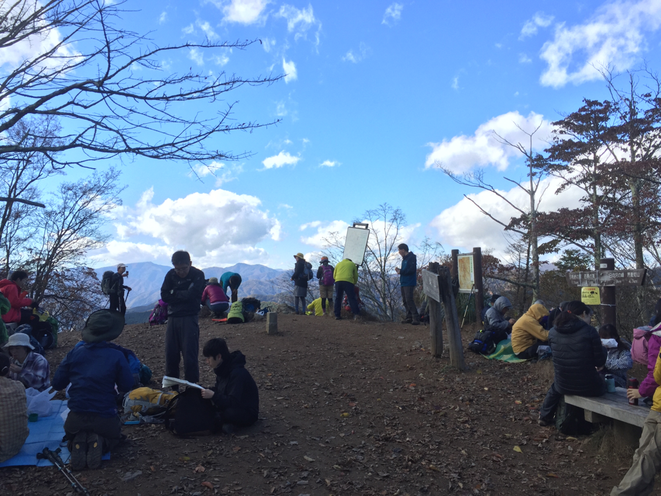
[333,259,358,284]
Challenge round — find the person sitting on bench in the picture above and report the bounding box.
[200,338,259,434]
[511,303,549,360]
[52,310,133,470]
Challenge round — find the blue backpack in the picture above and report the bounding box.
[303,262,313,281]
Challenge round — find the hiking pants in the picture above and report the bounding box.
[165,315,200,383]
[611,410,661,496]
[64,411,122,451]
[334,281,359,317]
[109,293,126,315]
[401,286,420,322]
[515,343,539,360]
[539,382,562,423]
[228,276,241,303]
[206,300,229,315]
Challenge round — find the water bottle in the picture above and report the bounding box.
[628,377,640,406]
[605,374,615,393]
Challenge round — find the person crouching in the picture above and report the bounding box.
[200,338,259,434]
[52,310,133,470]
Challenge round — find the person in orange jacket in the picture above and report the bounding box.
[0,271,34,325]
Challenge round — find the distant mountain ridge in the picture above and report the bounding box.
[94,262,288,311]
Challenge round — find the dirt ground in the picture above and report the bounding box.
[0,314,643,496]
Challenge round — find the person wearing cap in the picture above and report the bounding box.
[52,309,133,470]
[109,263,131,315]
[316,256,335,316]
[0,270,35,325]
[202,277,230,317]
[0,352,29,463]
[291,253,309,315]
[220,272,242,303]
[4,333,51,391]
[333,258,360,320]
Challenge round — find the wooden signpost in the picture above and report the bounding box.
[565,258,647,327]
[423,262,465,370]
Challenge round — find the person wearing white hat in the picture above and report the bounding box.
[4,333,50,391]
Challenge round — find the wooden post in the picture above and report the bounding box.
[438,266,466,370]
[601,258,616,327]
[427,262,444,357]
[473,247,484,322]
[451,249,459,282]
[266,312,278,335]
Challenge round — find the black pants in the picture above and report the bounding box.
[515,343,539,360]
[401,286,419,322]
[228,277,241,303]
[64,411,123,451]
[334,281,360,317]
[109,293,126,315]
[165,315,200,383]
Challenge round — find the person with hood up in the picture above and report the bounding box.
[0,270,35,325]
[484,296,515,343]
[200,338,259,434]
[538,301,606,427]
[511,303,550,360]
[52,310,134,470]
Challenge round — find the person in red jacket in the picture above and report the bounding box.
[0,271,34,325]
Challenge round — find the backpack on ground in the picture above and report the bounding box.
[149,300,168,326]
[101,271,115,295]
[320,265,335,286]
[302,262,313,281]
[164,387,217,436]
[123,387,178,416]
[632,326,653,365]
[227,301,245,324]
[468,329,497,355]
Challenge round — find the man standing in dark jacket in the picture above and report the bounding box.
[538,301,606,426]
[200,338,259,433]
[161,251,205,384]
[395,244,419,325]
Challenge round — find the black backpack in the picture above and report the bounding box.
[164,388,217,436]
[468,329,497,355]
[101,271,115,295]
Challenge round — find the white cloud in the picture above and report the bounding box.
[189,161,242,186]
[262,38,276,52]
[451,76,459,90]
[300,220,322,231]
[188,48,204,66]
[520,12,554,39]
[539,0,661,88]
[425,111,553,174]
[519,53,532,64]
[430,175,583,258]
[262,151,301,169]
[301,220,350,247]
[109,187,280,265]
[211,0,270,25]
[279,203,293,210]
[275,4,322,46]
[342,42,370,63]
[198,20,219,40]
[213,53,230,66]
[282,58,298,83]
[382,3,403,26]
[183,23,195,35]
[320,160,339,167]
[158,11,168,24]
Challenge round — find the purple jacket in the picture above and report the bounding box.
[640,326,661,397]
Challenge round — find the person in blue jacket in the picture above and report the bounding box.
[395,244,420,325]
[52,310,133,470]
[220,272,242,303]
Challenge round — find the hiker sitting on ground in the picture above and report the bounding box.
[0,352,29,463]
[307,298,325,316]
[4,333,51,391]
[511,303,550,360]
[611,350,661,495]
[0,270,35,325]
[52,310,133,470]
[481,294,501,325]
[538,301,606,427]
[200,338,259,433]
[599,324,633,389]
[484,296,515,341]
[202,277,230,317]
[343,285,363,314]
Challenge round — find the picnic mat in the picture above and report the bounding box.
[0,400,109,467]
[484,339,528,363]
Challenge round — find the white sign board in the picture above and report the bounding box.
[342,227,370,265]
[457,253,474,294]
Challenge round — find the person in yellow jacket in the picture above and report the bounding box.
[511,303,549,360]
[611,351,661,495]
[306,298,325,316]
[333,259,360,320]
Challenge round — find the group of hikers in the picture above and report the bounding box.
[479,293,661,495]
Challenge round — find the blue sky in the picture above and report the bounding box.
[32,0,661,269]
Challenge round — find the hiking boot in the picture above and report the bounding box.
[401,318,412,324]
[70,432,88,471]
[86,433,103,469]
[537,417,553,427]
[335,316,342,320]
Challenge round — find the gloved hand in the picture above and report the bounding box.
[30,300,39,309]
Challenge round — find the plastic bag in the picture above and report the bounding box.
[25,387,56,417]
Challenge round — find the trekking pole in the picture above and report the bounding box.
[460,285,475,329]
[37,448,90,495]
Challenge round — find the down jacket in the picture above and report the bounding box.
[639,325,661,398]
[549,318,606,396]
[210,350,259,426]
[511,303,550,354]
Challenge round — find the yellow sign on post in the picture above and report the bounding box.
[581,287,601,305]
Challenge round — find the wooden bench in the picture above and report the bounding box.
[565,387,651,445]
